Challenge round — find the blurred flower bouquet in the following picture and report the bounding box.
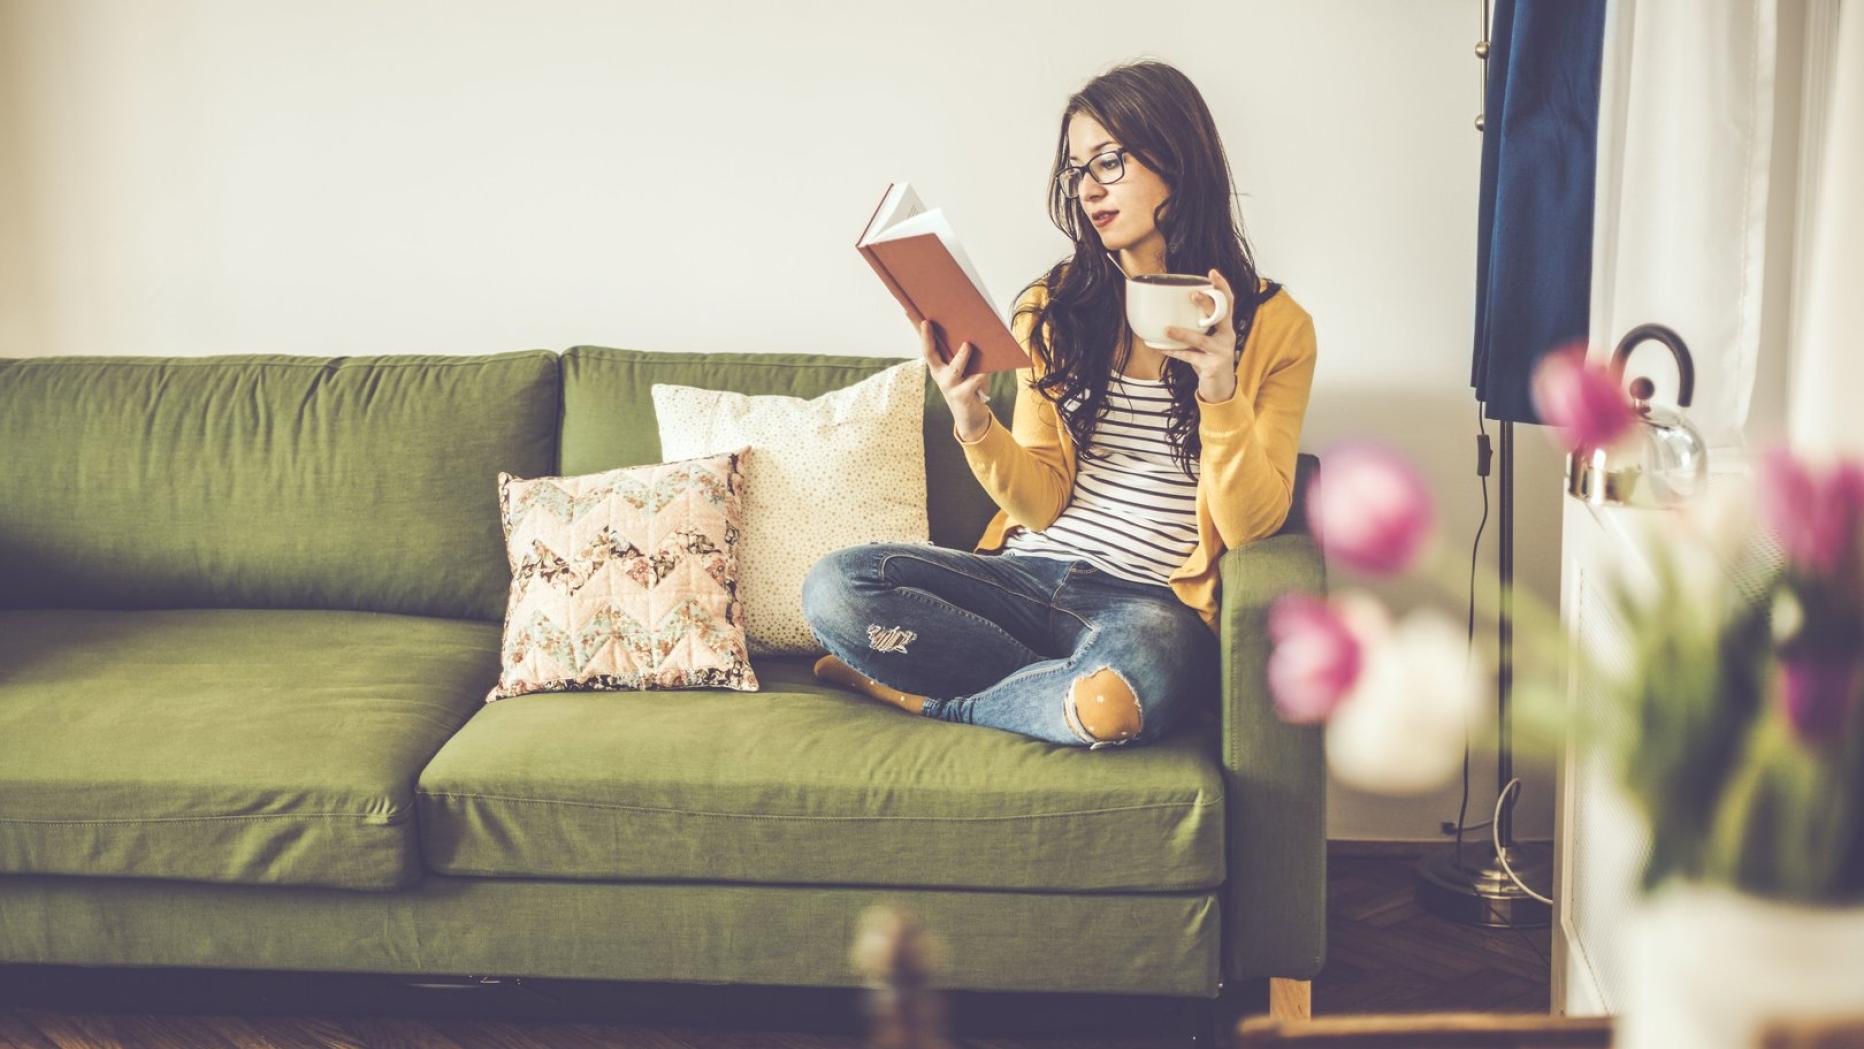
[1272,344,1864,905]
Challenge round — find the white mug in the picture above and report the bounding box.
[1126,273,1228,350]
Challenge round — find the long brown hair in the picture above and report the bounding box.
[1016,60,1273,479]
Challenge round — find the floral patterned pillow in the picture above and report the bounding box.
[484,449,760,702]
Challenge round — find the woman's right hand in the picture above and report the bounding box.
[919,319,992,442]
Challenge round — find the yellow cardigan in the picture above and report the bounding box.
[955,277,1318,635]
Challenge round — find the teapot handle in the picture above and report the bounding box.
[1610,323,1696,408]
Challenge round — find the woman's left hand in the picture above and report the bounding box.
[1162,268,1239,404]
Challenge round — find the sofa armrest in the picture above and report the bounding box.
[1217,532,1328,984]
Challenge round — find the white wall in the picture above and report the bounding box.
[0,0,1559,841]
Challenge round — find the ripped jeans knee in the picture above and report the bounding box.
[1061,665,1143,749]
[865,622,918,654]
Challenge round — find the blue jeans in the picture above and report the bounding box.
[799,543,1218,748]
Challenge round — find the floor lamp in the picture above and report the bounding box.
[1416,419,1554,928]
[1415,0,1556,930]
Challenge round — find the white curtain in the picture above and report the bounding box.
[1789,2,1864,457]
[1586,0,1780,449]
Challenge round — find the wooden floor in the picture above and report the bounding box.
[1317,849,1550,1015]
[0,847,1552,1048]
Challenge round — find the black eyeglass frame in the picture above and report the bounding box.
[1055,148,1131,199]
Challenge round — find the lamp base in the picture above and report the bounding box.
[1414,842,1553,928]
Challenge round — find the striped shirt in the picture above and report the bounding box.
[1002,373,1199,587]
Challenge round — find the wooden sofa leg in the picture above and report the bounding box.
[1268,978,1311,1021]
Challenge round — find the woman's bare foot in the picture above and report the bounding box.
[812,654,929,715]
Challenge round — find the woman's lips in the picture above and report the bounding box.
[1092,210,1119,228]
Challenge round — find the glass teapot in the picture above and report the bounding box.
[1565,323,1710,509]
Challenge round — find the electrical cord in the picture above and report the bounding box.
[1451,403,1493,860]
[1494,778,1556,905]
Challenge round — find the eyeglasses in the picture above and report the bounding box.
[1055,148,1129,199]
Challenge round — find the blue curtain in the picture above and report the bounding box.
[1470,0,1609,423]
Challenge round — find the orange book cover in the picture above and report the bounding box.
[855,182,1031,377]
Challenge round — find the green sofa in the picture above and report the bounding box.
[0,346,1325,1028]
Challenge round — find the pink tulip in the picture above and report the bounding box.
[1325,607,1489,795]
[1758,446,1864,575]
[1267,593,1364,724]
[1307,442,1435,575]
[1778,655,1862,744]
[1530,341,1637,452]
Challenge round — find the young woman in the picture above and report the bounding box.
[800,60,1317,749]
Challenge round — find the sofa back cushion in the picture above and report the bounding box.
[0,352,559,621]
[558,346,1019,552]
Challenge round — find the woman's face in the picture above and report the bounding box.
[1065,113,1169,257]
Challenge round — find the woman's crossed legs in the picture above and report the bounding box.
[801,542,1215,748]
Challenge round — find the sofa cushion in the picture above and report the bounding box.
[416,656,1226,892]
[0,609,500,891]
[0,351,559,621]
[559,346,1018,553]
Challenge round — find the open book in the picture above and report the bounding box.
[856,182,1031,377]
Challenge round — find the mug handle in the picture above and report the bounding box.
[1195,288,1229,329]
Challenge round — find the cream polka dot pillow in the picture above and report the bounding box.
[651,361,931,656]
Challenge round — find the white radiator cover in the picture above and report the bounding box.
[1553,471,1785,1015]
